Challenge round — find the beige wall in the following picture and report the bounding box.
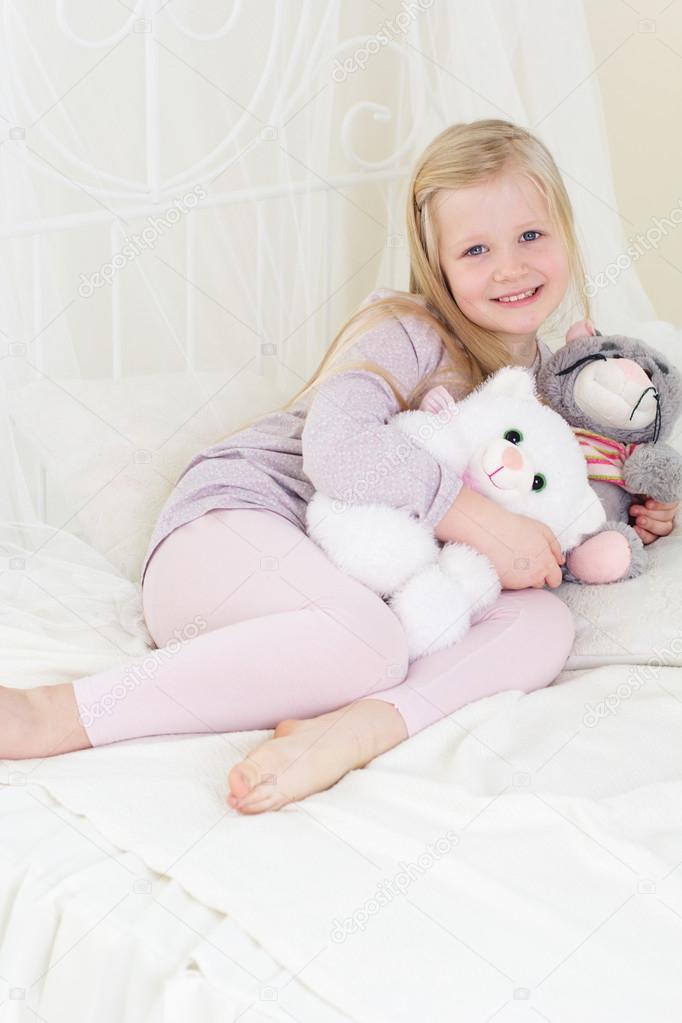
[586,0,682,325]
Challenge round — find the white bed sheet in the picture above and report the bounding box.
[2,316,682,1021]
[3,655,682,1022]
[2,538,682,1020]
[0,786,349,1023]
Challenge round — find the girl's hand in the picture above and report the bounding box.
[476,506,566,590]
[629,498,678,544]
[436,487,565,588]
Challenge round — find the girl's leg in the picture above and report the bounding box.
[353,588,576,736]
[3,508,408,757]
[230,588,575,813]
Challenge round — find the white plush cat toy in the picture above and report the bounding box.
[306,366,606,662]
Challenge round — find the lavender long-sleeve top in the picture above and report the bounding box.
[140,288,552,586]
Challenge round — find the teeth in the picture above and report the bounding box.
[497,287,537,303]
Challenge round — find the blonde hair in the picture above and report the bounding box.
[228,118,590,435]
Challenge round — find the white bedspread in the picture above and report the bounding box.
[3,311,682,1020]
[2,551,682,1020]
[0,787,348,1023]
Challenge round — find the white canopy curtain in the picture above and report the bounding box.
[0,0,658,679]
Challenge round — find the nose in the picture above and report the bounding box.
[620,359,650,386]
[493,250,528,281]
[502,445,523,469]
[596,358,652,392]
[495,267,526,282]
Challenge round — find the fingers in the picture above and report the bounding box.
[642,500,678,510]
[637,515,673,532]
[545,562,563,588]
[630,499,678,516]
[544,529,565,564]
[630,499,676,544]
[631,506,675,524]
[633,522,663,545]
[631,512,673,536]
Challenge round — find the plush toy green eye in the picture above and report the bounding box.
[532,473,546,492]
[504,429,523,444]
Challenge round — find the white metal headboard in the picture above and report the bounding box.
[2,2,418,523]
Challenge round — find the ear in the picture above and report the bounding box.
[419,385,456,419]
[481,366,537,401]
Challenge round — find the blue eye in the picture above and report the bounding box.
[463,230,542,258]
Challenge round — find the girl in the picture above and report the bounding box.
[3,120,676,815]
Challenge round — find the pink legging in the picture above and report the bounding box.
[72,507,576,747]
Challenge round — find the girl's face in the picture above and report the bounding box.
[434,169,570,353]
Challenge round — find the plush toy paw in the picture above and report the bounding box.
[564,523,645,584]
[438,542,501,620]
[389,563,474,661]
[306,493,438,595]
[389,544,501,661]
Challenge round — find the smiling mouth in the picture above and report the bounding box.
[491,285,543,304]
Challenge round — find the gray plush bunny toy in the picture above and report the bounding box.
[536,331,682,585]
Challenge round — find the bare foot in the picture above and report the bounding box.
[227,699,408,814]
[1,683,92,759]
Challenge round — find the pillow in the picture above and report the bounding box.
[558,522,682,669]
[9,367,292,583]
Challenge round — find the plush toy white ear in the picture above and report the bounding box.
[419,385,456,419]
[480,366,537,401]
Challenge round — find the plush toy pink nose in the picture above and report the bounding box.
[619,359,651,387]
[502,445,523,469]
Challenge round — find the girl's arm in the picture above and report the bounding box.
[435,485,565,590]
[301,311,462,533]
[302,297,564,588]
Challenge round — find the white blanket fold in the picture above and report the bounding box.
[4,662,682,1021]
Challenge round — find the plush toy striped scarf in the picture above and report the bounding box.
[572,428,639,488]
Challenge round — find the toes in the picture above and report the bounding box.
[228,758,262,800]
[240,778,282,805]
[273,717,300,738]
[226,767,267,804]
[232,785,286,814]
[235,795,280,815]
